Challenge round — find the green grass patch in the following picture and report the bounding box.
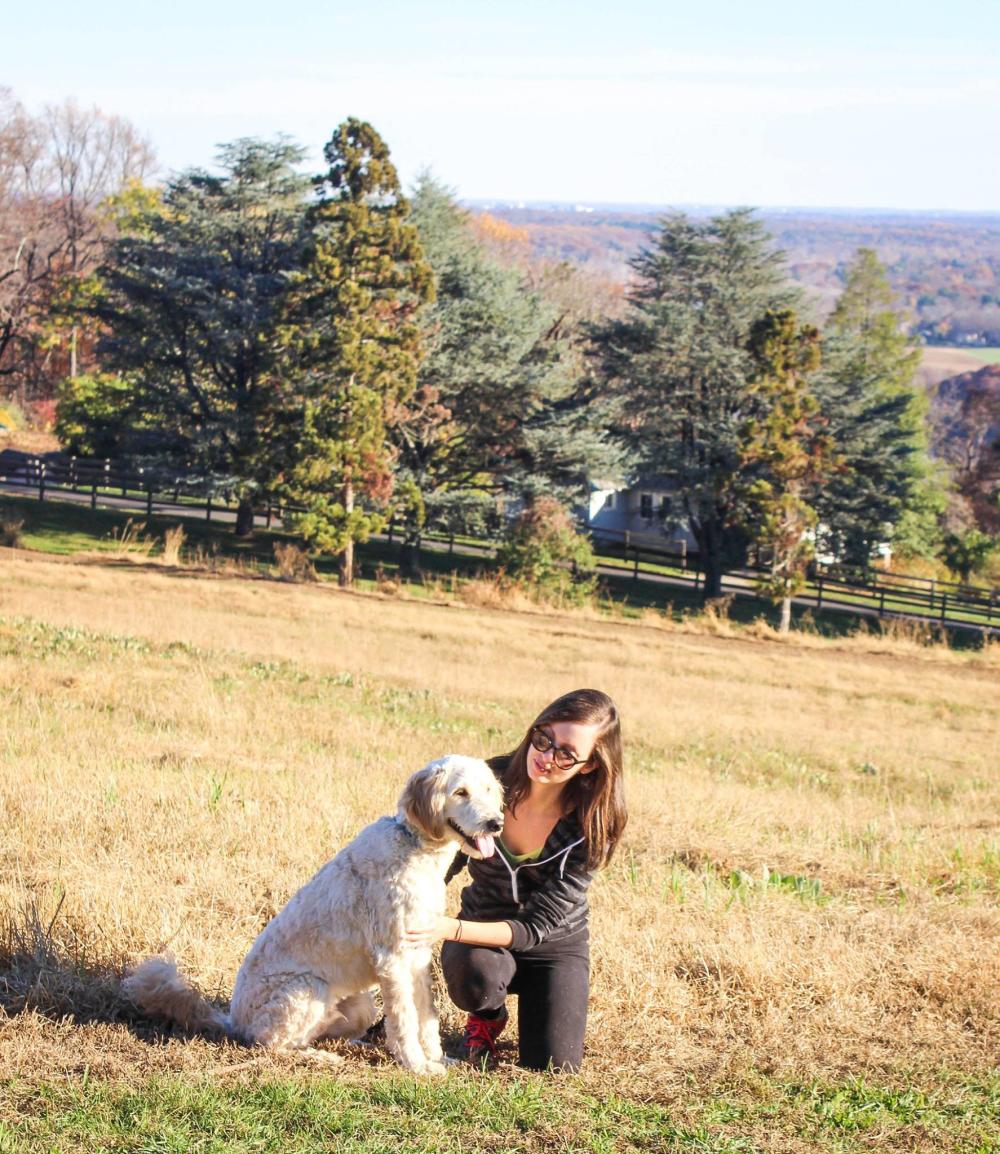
[928,345,1000,365]
[0,1075,713,1154]
[964,347,1000,364]
[0,1071,995,1153]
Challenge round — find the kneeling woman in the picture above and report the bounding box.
[406,688,627,1072]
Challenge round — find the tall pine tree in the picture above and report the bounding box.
[279,120,433,586]
[739,309,829,632]
[396,176,625,575]
[87,138,310,535]
[813,248,936,568]
[592,209,795,599]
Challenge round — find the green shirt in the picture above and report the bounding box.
[497,839,543,865]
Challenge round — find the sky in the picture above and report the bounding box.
[7,0,1000,212]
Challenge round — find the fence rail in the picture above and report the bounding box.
[589,527,998,634]
[2,451,997,636]
[0,450,287,528]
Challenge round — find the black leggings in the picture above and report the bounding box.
[440,936,589,1072]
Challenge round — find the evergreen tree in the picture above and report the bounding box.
[85,138,310,535]
[739,310,829,632]
[397,176,625,575]
[813,247,935,568]
[592,209,795,599]
[278,121,432,586]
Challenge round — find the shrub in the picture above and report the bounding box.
[496,497,597,606]
[273,541,317,583]
[1,508,24,547]
[54,374,137,457]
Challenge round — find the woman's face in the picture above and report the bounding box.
[526,719,602,787]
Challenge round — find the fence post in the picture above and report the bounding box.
[37,460,45,501]
[449,534,455,555]
[265,504,272,529]
[633,547,639,581]
[879,588,885,616]
[91,483,97,510]
[941,593,947,624]
[206,492,212,523]
[70,456,78,491]
[146,484,154,517]
[816,575,823,611]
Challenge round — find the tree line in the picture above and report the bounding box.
[3,98,991,617]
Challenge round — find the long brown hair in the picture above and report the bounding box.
[502,689,627,870]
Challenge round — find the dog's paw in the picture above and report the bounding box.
[421,1059,450,1077]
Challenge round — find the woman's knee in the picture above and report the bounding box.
[441,943,513,1013]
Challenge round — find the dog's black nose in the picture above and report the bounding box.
[486,818,503,833]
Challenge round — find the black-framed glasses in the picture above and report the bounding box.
[529,726,589,770]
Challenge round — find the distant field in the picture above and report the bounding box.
[917,345,997,387]
[0,552,998,1152]
[963,346,1000,363]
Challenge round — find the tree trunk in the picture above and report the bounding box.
[235,497,255,537]
[694,519,725,601]
[69,325,78,379]
[339,478,354,587]
[779,596,792,634]
[399,528,423,581]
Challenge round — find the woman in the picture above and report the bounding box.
[406,688,627,1072]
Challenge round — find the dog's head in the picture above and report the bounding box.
[398,755,505,858]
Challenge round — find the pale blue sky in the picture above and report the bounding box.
[10,0,1000,210]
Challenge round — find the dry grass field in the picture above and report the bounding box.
[917,346,994,388]
[0,550,998,1152]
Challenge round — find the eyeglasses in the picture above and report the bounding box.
[529,727,589,771]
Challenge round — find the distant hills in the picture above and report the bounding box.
[467,203,1000,346]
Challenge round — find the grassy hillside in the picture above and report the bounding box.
[0,553,997,1152]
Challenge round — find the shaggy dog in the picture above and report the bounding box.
[123,755,504,1073]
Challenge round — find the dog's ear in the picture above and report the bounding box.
[399,762,448,842]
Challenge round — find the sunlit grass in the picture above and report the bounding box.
[0,551,997,1152]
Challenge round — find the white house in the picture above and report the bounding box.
[586,475,697,555]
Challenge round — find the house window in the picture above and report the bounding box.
[658,496,670,522]
[604,492,615,510]
[640,493,653,519]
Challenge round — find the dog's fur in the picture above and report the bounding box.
[123,755,504,1073]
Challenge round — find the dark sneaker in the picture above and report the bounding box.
[456,1007,509,1066]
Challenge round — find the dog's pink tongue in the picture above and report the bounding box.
[474,834,496,858]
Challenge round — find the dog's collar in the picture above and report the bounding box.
[394,816,421,843]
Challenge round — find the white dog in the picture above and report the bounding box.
[123,755,504,1074]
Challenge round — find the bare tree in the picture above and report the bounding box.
[43,99,155,376]
[0,88,155,399]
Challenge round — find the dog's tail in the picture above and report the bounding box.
[122,955,233,1038]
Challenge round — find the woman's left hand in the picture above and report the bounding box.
[404,916,452,948]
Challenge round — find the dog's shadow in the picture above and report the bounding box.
[0,921,192,1047]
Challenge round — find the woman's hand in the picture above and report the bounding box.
[404,916,453,949]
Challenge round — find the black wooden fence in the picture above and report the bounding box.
[0,451,285,528]
[590,527,998,634]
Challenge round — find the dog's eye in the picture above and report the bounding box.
[453,787,469,798]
